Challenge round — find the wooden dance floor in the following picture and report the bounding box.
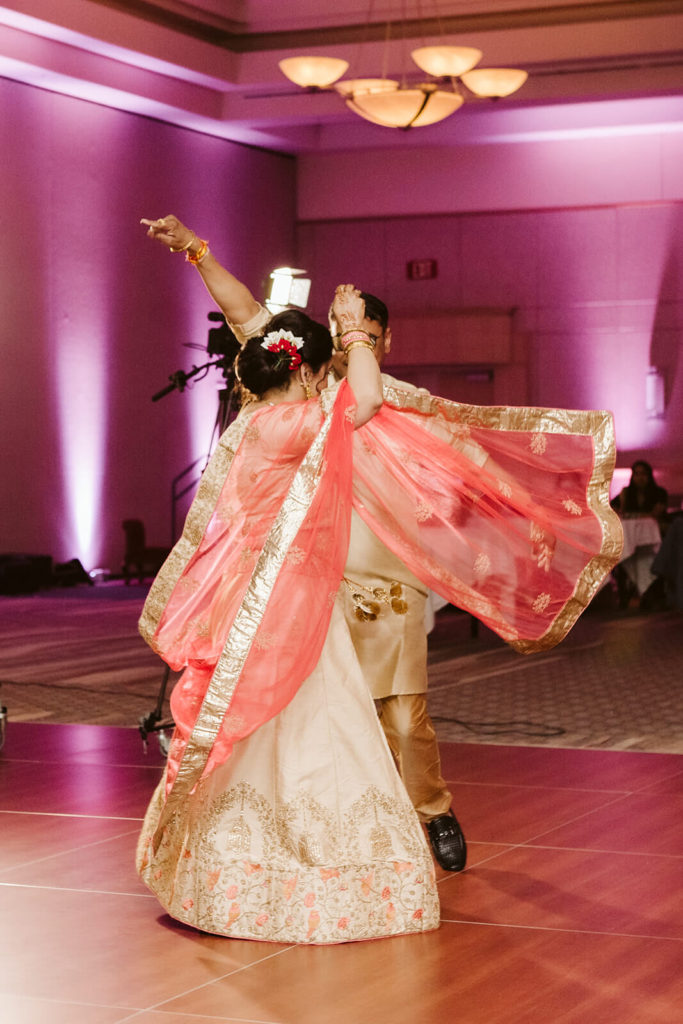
[1,720,681,1023]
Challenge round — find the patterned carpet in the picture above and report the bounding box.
[1,582,682,753]
[428,606,683,753]
[0,584,170,729]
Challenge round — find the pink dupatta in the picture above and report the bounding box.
[139,377,621,846]
[352,379,622,652]
[140,382,356,845]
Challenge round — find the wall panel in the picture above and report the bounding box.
[0,77,295,571]
[297,201,683,494]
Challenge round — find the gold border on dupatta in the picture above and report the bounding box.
[381,376,624,654]
[151,403,337,849]
[138,413,255,647]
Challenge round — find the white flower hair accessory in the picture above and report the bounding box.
[260,329,304,370]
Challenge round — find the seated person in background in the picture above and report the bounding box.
[613,460,668,609]
[652,514,683,611]
[614,460,668,524]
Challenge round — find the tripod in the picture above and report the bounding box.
[140,362,241,756]
[138,665,175,756]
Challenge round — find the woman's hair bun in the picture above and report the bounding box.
[236,310,332,398]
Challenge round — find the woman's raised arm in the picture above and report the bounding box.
[141,215,261,326]
[331,284,383,429]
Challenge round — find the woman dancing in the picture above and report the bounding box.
[136,216,622,944]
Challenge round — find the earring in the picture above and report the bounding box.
[300,373,312,400]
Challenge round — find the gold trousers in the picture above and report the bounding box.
[375,693,452,822]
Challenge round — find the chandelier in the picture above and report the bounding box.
[279,38,528,130]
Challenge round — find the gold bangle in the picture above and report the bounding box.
[169,232,196,253]
[193,245,210,265]
[186,239,209,264]
[344,339,376,354]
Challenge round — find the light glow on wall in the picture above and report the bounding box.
[54,319,109,569]
[489,119,683,145]
[188,376,226,466]
[537,197,676,457]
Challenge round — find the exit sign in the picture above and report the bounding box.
[407,258,438,280]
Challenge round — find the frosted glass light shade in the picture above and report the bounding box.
[335,78,398,97]
[460,67,528,97]
[278,56,349,88]
[347,86,464,128]
[411,45,482,78]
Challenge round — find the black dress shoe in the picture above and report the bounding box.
[425,809,467,872]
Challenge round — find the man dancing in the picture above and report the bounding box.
[329,290,466,872]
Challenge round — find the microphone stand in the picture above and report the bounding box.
[142,353,237,755]
[151,358,226,402]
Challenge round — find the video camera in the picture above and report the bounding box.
[207,311,241,363]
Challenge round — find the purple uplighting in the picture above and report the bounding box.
[54,319,109,570]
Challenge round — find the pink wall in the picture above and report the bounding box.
[297,115,683,221]
[0,76,296,572]
[297,138,683,498]
[2,74,682,581]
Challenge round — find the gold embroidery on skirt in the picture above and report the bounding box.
[298,831,324,864]
[136,777,440,943]
[225,814,252,855]
[370,822,394,859]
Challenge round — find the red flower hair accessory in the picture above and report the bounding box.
[261,330,304,370]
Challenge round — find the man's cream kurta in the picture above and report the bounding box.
[341,510,429,698]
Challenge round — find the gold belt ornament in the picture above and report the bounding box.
[343,577,408,621]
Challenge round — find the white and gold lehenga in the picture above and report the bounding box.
[137,597,440,942]
[136,378,622,944]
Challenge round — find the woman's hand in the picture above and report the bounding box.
[140,214,261,326]
[140,215,194,253]
[332,284,365,333]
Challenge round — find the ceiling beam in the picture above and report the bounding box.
[89,1,683,53]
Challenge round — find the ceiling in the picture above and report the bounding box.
[0,0,681,152]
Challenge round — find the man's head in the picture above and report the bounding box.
[329,290,392,378]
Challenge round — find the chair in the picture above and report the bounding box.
[121,519,170,584]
